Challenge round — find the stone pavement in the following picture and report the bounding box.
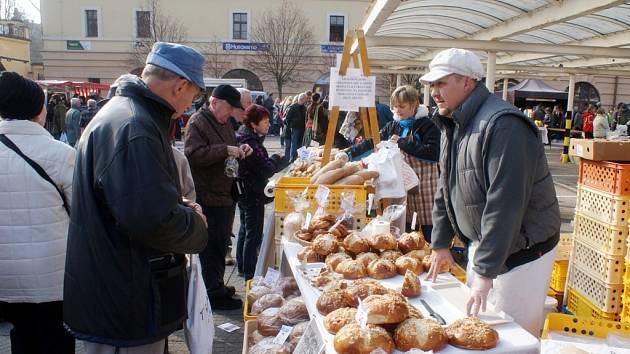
[0,135,577,354]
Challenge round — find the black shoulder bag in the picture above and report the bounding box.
[0,134,70,215]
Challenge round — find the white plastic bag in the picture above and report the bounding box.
[364,141,407,201]
[59,132,69,144]
[184,254,214,354]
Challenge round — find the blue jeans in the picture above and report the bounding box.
[284,130,292,164]
[236,203,265,280]
[289,129,305,162]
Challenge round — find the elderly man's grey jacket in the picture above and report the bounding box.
[431,83,560,278]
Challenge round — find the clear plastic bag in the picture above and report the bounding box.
[225,156,239,177]
[338,191,357,230]
[278,298,310,326]
[283,189,310,237]
[313,185,330,219]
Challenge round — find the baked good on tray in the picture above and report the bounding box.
[343,232,371,254]
[394,318,448,352]
[398,231,426,253]
[395,255,423,275]
[369,232,398,251]
[316,289,349,315]
[324,307,357,334]
[325,252,352,271]
[355,252,379,268]
[344,279,389,306]
[367,258,397,279]
[362,293,409,324]
[297,246,322,263]
[335,259,367,279]
[312,233,340,256]
[446,317,499,350]
[380,249,403,263]
[334,323,395,354]
[401,269,421,298]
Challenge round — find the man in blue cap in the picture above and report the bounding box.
[63,42,209,353]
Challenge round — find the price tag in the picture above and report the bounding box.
[575,144,584,157]
[273,325,293,345]
[303,212,312,230]
[411,212,418,231]
[310,141,320,148]
[297,146,311,160]
[367,193,374,213]
[315,185,330,202]
[264,267,280,286]
[355,298,368,328]
[293,319,324,354]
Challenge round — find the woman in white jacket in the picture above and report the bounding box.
[0,72,76,353]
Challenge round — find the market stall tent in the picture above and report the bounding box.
[503,79,568,108]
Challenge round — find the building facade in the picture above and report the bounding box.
[40,0,394,98]
[0,20,32,77]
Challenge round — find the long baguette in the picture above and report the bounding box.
[315,167,346,184]
[334,175,365,185]
[310,159,344,183]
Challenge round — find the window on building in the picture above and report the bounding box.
[329,15,344,42]
[232,12,247,40]
[136,11,151,38]
[85,9,98,37]
[88,78,101,83]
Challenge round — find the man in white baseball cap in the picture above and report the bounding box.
[423,48,560,337]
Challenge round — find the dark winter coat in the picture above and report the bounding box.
[236,125,281,206]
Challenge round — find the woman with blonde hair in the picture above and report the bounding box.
[347,85,440,242]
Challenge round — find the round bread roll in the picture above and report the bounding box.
[248,337,291,354]
[398,231,426,253]
[405,249,427,262]
[395,256,423,275]
[369,233,398,251]
[344,279,389,306]
[297,246,322,263]
[362,293,409,324]
[367,258,397,279]
[324,307,357,334]
[277,277,299,297]
[334,323,395,354]
[257,307,283,336]
[278,298,309,325]
[394,318,448,352]
[326,252,352,271]
[422,254,450,273]
[355,252,379,268]
[251,293,285,315]
[401,269,421,298]
[343,233,370,254]
[247,330,266,346]
[446,317,499,350]
[335,259,367,279]
[380,250,403,263]
[247,285,275,305]
[316,289,349,315]
[312,233,340,256]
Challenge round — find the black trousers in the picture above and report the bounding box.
[0,301,75,354]
[199,204,233,300]
[236,203,266,280]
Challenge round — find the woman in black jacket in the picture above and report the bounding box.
[348,85,440,242]
[235,104,283,280]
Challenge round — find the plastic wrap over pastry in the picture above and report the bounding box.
[277,276,299,297]
[251,293,285,315]
[247,285,279,305]
[248,337,291,354]
[257,307,284,336]
[278,298,310,325]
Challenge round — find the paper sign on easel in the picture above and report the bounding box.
[329,67,376,109]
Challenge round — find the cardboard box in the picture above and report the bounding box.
[569,138,630,161]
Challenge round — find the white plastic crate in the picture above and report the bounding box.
[571,239,626,284]
[576,185,630,226]
[567,263,625,313]
[573,212,628,257]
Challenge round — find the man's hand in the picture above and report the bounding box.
[183,198,207,228]
[466,273,493,317]
[240,144,253,157]
[425,248,456,282]
[227,145,244,159]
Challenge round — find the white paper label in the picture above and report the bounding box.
[411,212,418,231]
[303,212,312,230]
[264,267,280,286]
[310,141,320,148]
[575,144,584,157]
[297,146,310,160]
[217,323,240,332]
[273,325,293,344]
[315,185,330,202]
[356,298,368,328]
[293,319,324,354]
[367,193,374,212]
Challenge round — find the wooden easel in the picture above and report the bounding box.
[321,30,380,165]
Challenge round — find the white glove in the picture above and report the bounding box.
[466,272,493,317]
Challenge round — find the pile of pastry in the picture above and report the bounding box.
[298,230,450,284]
[294,214,350,244]
[246,297,310,354]
[246,276,301,318]
[317,280,498,353]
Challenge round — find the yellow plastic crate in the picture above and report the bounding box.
[623,286,630,324]
[567,263,625,313]
[576,184,630,226]
[573,212,628,256]
[571,239,626,284]
[274,176,368,214]
[566,287,620,321]
[625,261,630,285]
[542,313,630,339]
[550,260,569,292]
[243,280,257,321]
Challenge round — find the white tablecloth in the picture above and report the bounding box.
[282,240,541,354]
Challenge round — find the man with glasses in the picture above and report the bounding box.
[185,84,252,310]
[64,42,209,354]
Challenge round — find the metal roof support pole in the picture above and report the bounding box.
[486,51,497,91]
[423,84,431,107]
[502,78,509,101]
[562,74,576,163]
[396,74,402,87]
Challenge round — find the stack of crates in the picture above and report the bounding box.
[566,160,630,321]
